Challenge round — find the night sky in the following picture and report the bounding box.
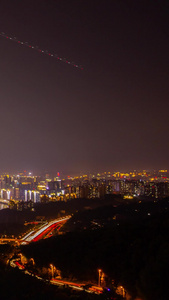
[0,0,168,175]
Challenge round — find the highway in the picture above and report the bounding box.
[0,238,20,244]
[0,215,71,245]
[7,215,104,295]
[21,216,71,244]
[10,258,103,295]
[8,214,104,296]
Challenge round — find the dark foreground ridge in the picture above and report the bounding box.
[21,198,169,300]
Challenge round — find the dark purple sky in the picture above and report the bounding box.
[0,0,168,174]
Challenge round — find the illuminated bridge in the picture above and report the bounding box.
[0,216,71,245]
[0,199,19,208]
[0,238,20,244]
[0,199,10,206]
[21,215,71,244]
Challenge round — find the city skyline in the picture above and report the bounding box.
[0,0,168,173]
[0,168,169,208]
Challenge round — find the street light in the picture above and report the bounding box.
[30,258,35,265]
[50,264,54,278]
[98,269,102,286]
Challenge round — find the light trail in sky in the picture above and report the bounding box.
[0,32,83,70]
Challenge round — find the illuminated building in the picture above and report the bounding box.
[1,189,6,199]
[7,190,11,200]
[25,190,27,202]
[15,188,20,199]
[24,190,40,203]
[79,186,89,198]
[98,184,106,198]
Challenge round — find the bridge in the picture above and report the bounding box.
[0,238,20,244]
[0,199,19,207]
[21,215,71,244]
[0,199,10,206]
[0,216,71,245]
